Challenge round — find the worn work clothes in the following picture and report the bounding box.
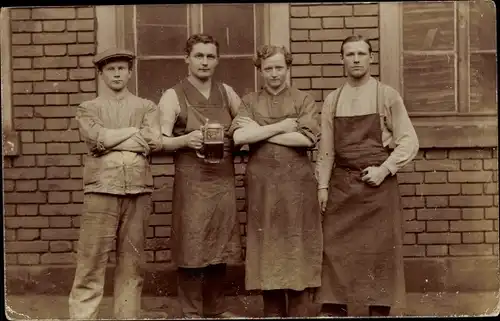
[76,90,162,195]
[69,193,152,319]
[314,79,418,310]
[315,77,419,189]
[231,86,323,292]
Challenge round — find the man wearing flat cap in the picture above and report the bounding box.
[68,48,162,319]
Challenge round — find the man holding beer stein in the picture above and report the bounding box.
[230,44,323,317]
[157,33,244,318]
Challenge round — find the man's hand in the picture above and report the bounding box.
[318,188,328,213]
[277,118,298,133]
[185,130,203,150]
[361,165,391,187]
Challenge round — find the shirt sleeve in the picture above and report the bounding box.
[138,99,163,154]
[75,101,107,155]
[381,87,420,175]
[228,93,255,136]
[296,92,321,145]
[158,88,181,137]
[223,84,242,119]
[315,90,338,189]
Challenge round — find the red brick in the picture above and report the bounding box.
[425,150,447,160]
[460,159,482,171]
[14,118,44,131]
[345,16,378,28]
[449,244,493,256]
[484,208,498,219]
[42,20,66,32]
[322,17,344,29]
[5,230,16,241]
[13,155,36,167]
[397,172,424,184]
[39,179,83,192]
[46,166,70,179]
[416,184,460,196]
[353,4,379,16]
[495,244,499,255]
[417,232,461,244]
[72,191,84,203]
[495,219,499,231]
[290,18,321,29]
[4,205,17,216]
[11,20,42,32]
[426,221,449,232]
[448,171,493,183]
[46,142,69,154]
[403,233,416,244]
[322,65,344,77]
[13,83,33,95]
[155,226,172,238]
[47,118,70,130]
[13,70,44,82]
[309,5,353,17]
[155,250,172,262]
[12,34,31,45]
[18,254,40,265]
[34,81,79,94]
[145,251,154,263]
[77,7,94,18]
[322,41,343,53]
[5,241,49,253]
[402,196,425,209]
[45,94,69,105]
[49,217,72,228]
[483,159,498,170]
[415,160,460,172]
[69,68,95,80]
[4,167,45,180]
[399,185,415,196]
[70,93,97,105]
[145,238,170,250]
[311,29,352,41]
[404,220,425,233]
[68,44,95,55]
[291,66,322,77]
[484,183,498,195]
[449,149,492,159]
[312,77,345,89]
[462,208,485,220]
[47,191,71,204]
[17,204,39,216]
[79,80,96,92]
[151,155,175,164]
[17,229,40,241]
[70,167,83,178]
[35,131,81,143]
[10,8,31,20]
[16,180,38,192]
[13,58,32,69]
[149,214,172,226]
[154,202,173,214]
[426,196,449,208]
[290,6,309,17]
[308,90,323,102]
[34,106,75,118]
[450,220,493,232]
[5,216,49,228]
[485,231,498,243]
[291,30,309,41]
[417,208,460,220]
[291,78,311,90]
[20,131,34,143]
[403,245,425,257]
[49,240,73,252]
[426,245,448,257]
[44,45,67,56]
[5,254,18,264]
[39,204,82,216]
[33,32,77,45]
[77,32,95,43]
[32,8,76,20]
[399,163,415,173]
[291,42,322,53]
[33,56,78,68]
[354,28,379,40]
[41,228,79,241]
[13,94,45,107]
[41,253,75,264]
[72,216,80,227]
[462,231,484,243]
[450,196,493,207]
[461,183,483,195]
[14,106,34,118]
[4,180,15,192]
[67,19,94,31]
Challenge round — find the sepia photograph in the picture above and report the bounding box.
[2,1,499,319]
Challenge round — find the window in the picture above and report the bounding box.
[380,1,497,148]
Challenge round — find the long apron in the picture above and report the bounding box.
[171,79,242,268]
[315,82,406,308]
[244,97,323,291]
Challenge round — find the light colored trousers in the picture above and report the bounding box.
[68,192,152,319]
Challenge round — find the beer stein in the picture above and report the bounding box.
[196,121,225,164]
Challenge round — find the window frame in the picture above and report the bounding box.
[95,4,291,97]
[1,8,20,157]
[380,2,497,148]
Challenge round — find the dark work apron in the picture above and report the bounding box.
[244,91,323,291]
[315,82,406,308]
[171,79,242,268]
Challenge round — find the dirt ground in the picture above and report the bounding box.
[5,292,500,320]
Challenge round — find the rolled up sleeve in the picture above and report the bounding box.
[139,100,162,154]
[76,101,107,155]
[228,93,255,136]
[296,93,321,145]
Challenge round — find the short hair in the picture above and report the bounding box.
[185,33,220,57]
[96,58,134,72]
[253,45,293,69]
[340,35,373,56]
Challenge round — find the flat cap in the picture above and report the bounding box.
[92,48,135,67]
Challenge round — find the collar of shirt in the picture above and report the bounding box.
[262,83,289,97]
[98,88,132,102]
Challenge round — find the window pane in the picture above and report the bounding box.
[402,2,455,51]
[214,57,256,97]
[202,4,255,55]
[470,53,497,112]
[137,59,187,103]
[403,54,456,112]
[136,5,188,56]
[469,0,497,51]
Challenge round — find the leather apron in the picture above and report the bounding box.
[315,81,406,308]
[244,91,323,291]
[171,79,242,268]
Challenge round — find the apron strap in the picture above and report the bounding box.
[216,82,235,119]
[173,81,189,125]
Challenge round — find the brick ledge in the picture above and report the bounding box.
[5,257,499,296]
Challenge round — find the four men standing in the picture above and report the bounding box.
[72,32,418,318]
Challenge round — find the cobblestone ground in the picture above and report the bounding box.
[5,292,500,320]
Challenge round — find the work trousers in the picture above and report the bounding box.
[262,288,314,317]
[68,193,152,319]
[177,264,228,317]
